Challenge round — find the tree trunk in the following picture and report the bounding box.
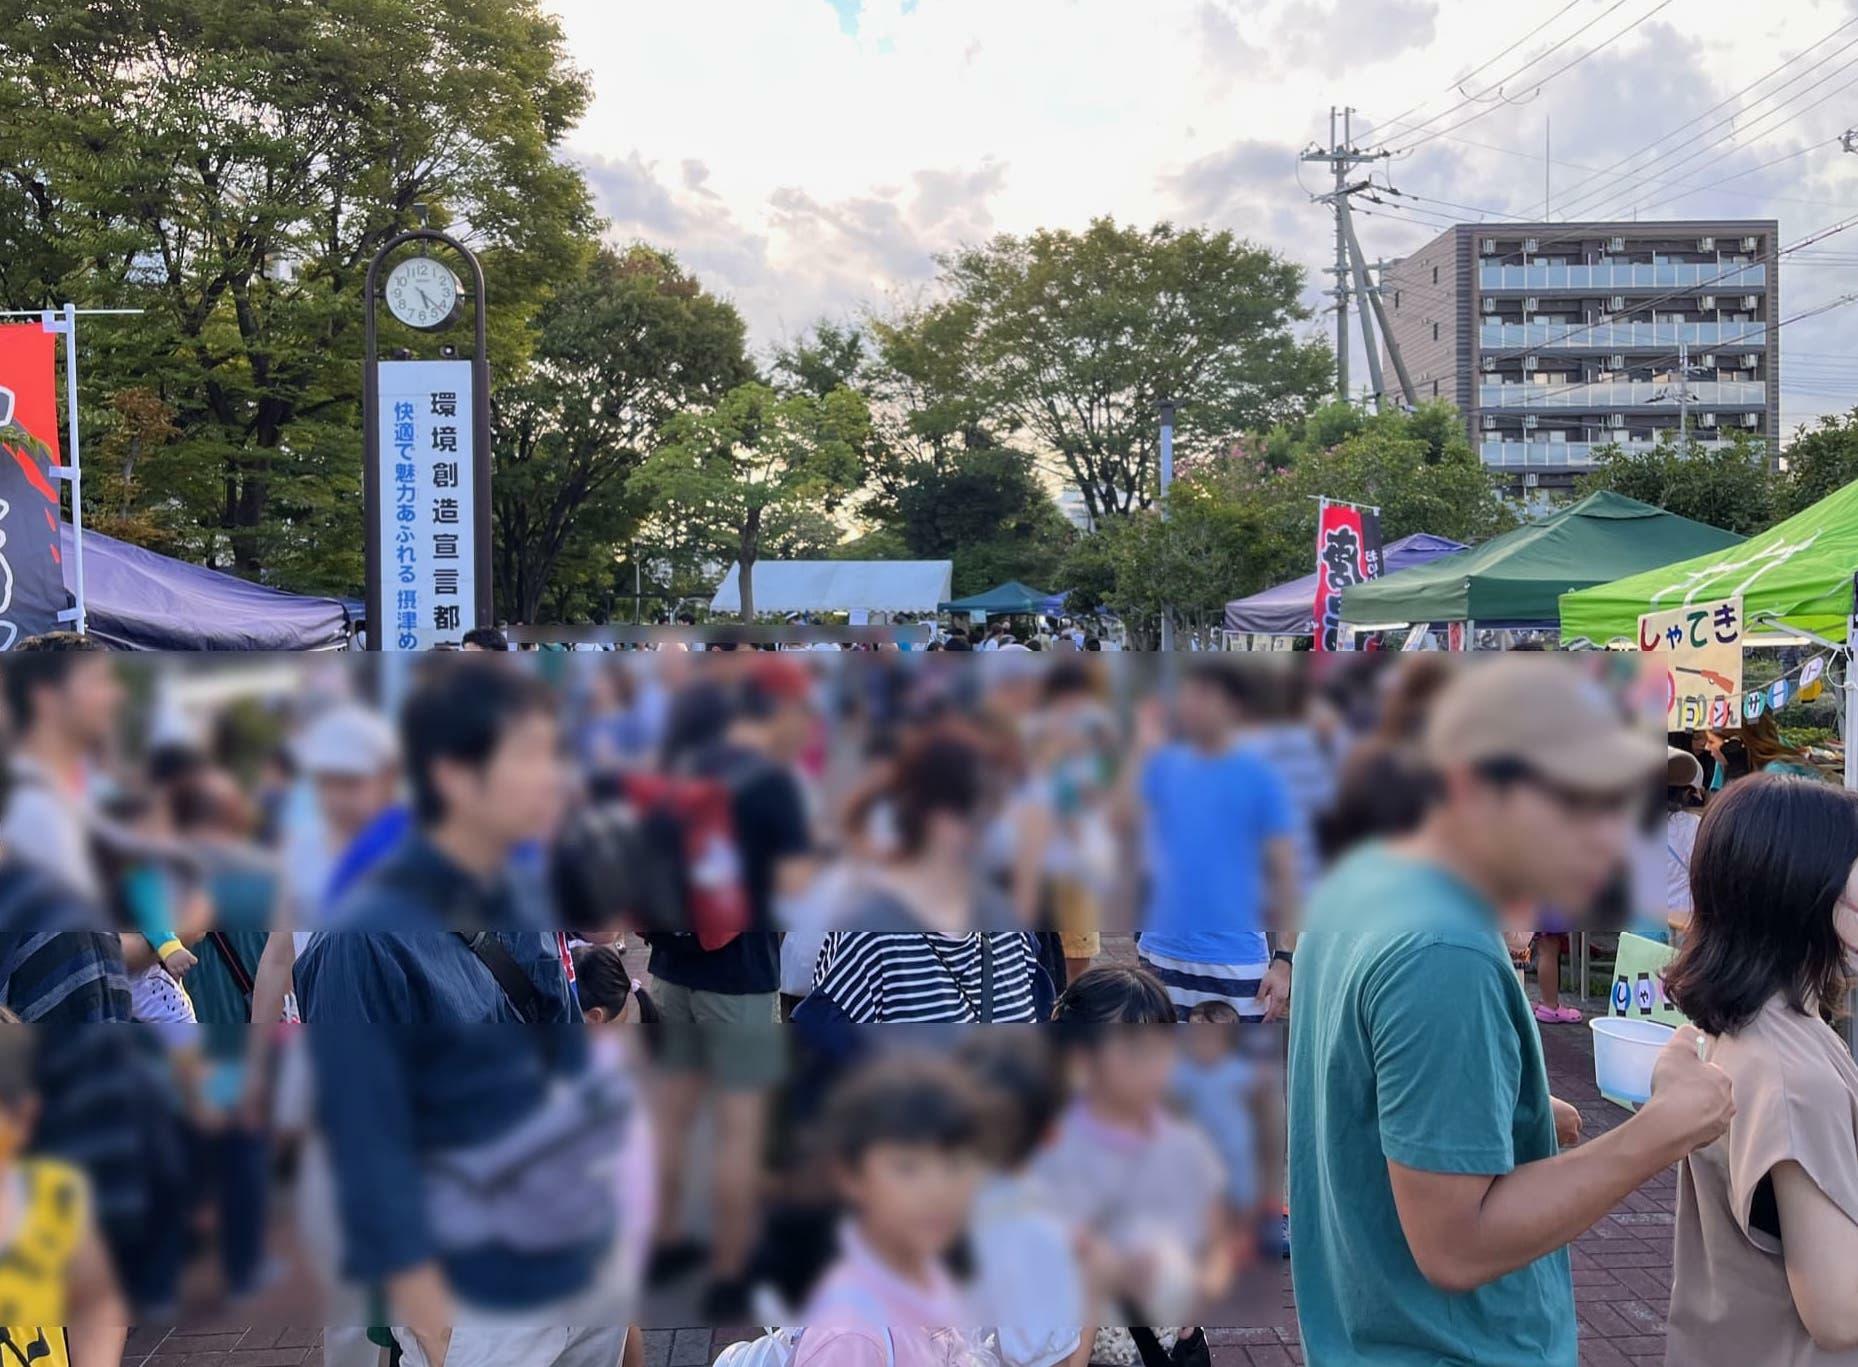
[738,512,761,623]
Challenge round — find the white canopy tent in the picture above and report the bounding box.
[709,560,954,616]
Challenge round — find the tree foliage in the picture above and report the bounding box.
[929,219,1332,523]
[632,383,870,619]
[1772,410,1858,521]
[1577,430,1773,536]
[0,0,594,594]
[492,244,753,622]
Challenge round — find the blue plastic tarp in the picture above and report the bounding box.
[1223,532,1468,636]
[60,523,353,651]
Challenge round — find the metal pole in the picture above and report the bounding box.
[1334,108,1350,402]
[59,304,87,637]
[1677,338,1689,449]
[1341,201,1387,409]
[1159,398,1175,653]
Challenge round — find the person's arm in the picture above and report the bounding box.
[1388,1024,1732,1292]
[389,1262,456,1367]
[1011,800,1055,930]
[64,1206,130,1367]
[1771,1159,1858,1349]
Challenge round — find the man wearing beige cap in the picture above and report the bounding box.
[1288,657,1737,1366]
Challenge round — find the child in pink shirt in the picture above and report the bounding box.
[794,1056,993,1367]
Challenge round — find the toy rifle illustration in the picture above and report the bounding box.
[1675,664,1736,692]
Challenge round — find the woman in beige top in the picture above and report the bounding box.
[1664,774,1858,1365]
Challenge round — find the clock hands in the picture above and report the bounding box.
[416,285,439,313]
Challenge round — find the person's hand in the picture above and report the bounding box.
[1550,1096,1582,1148]
[1638,1024,1735,1157]
[161,946,198,978]
[1257,958,1291,1022]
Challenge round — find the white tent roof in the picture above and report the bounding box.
[709,560,954,614]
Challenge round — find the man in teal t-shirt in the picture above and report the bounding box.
[1288,658,1737,1366]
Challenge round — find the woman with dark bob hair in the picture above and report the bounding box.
[1662,774,1858,1364]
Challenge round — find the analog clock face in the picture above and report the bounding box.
[385,257,462,330]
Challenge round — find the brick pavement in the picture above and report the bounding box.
[122,1001,1670,1367]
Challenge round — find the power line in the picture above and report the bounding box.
[1563,50,1858,219]
[1546,13,1858,209]
[1369,0,1591,136]
[1387,0,1675,156]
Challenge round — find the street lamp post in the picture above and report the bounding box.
[1159,398,1176,653]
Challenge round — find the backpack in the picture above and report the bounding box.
[554,758,759,951]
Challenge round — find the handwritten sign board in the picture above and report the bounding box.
[1639,596,1744,730]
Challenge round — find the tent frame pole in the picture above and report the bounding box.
[39,305,87,637]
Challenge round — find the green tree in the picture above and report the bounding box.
[932,219,1332,522]
[633,383,869,620]
[888,447,1074,595]
[1577,430,1772,535]
[1774,409,1858,520]
[493,244,754,622]
[1236,400,1514,585]
[0,0,594,593]
[1087,476,1265,648]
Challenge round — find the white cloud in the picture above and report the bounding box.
[548,0,1858,427]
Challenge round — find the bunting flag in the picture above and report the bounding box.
[0,323,67,649]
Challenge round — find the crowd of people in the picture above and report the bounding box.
[0,640,1852,1367]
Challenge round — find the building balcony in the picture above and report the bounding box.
[1477,321,1767,350]
[1478,380,1767,409]
[1477,263,1765,292]
[1478,438,1745,468]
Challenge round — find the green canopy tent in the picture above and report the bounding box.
[1559,478,1858,646]
[1338,491,1744,632]
[938,580,1052,615]
[1560,477,1858,798]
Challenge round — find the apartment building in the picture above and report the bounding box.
[1378,220,1780,495]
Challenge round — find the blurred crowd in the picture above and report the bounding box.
[0,641,1768,1367]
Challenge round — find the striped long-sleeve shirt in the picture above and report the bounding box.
[813,930,1041,1023]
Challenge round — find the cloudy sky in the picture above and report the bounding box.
[547,0,1858,436]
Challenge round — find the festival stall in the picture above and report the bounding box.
[62,523,356,651]
[1337,491,1744,639]
[1223,532,1466,640]
[1559,476,1858,789]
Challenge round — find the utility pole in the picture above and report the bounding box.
[1302,107,1392,406]
[1677,338,1689,449]
[1158,398,1176,653]
[1341,209,1417,408]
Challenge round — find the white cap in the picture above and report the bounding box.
[294,704,398,778]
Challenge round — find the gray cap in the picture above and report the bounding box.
[294,704,398,778]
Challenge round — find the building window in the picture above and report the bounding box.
[1394,290,1401,309]
[1432,265,1439,285]
[1432,322,1440,342]
[1431,380,1439,398]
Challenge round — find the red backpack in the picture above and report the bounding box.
[553,761,755,951]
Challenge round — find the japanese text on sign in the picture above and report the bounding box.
[375,360,475,650]
[1639,596,1744,730]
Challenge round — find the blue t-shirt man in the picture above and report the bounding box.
[1288,843,1575,1366]
[1137,740,1294,1013]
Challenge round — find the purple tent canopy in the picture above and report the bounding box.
[1223,532,1467,637]
[59,523,353,650]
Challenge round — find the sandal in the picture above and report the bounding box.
[1533,1003,1582,1024]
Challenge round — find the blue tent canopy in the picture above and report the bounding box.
[938,580,1053,615]
[1223,533,1468,636]
[61,523,354,650]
